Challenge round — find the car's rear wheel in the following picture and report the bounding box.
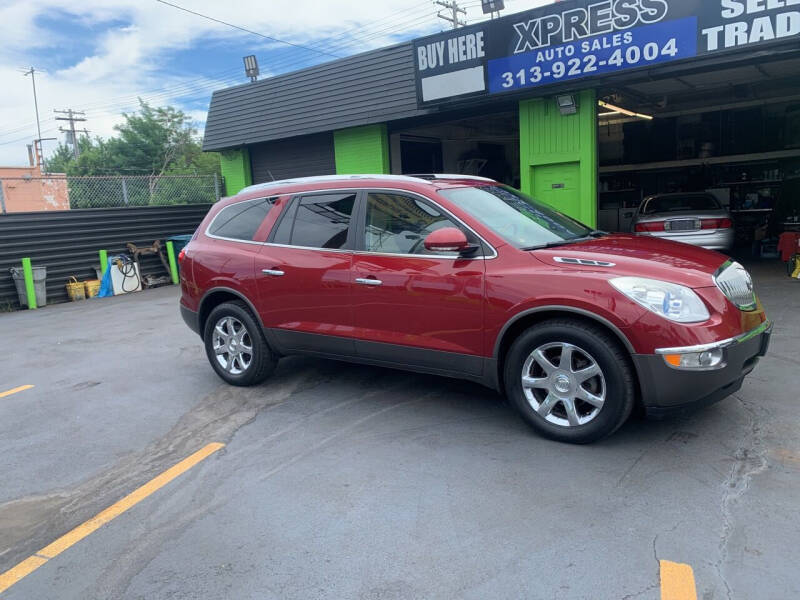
[204,301,276,386]
[504,319,635,444]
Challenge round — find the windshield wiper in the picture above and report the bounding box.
[522,232,602,251]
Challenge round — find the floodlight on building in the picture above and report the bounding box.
[481,0,505,14]
[243,55,259,82]
[556,94,577,115]
[598,100,653,120]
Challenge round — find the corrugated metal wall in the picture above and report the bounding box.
[249,133,336,183]
[0,205,211,310]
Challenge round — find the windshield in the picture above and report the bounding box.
[439,185,592,249]
[641,194,720,215]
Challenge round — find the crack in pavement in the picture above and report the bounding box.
[621,582,659,600]
[715,394,768,600]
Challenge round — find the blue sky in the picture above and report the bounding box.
[0,0,549,165]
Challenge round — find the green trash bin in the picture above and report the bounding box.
[167,235,193,276]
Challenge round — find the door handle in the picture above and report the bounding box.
[355,277,382,286]
[262,269,285,277]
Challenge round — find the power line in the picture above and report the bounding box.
[49,8,439,120]
[153,0,341,59]
[0,3,438,138]
[243,9,440,79]
[0,2,443,148]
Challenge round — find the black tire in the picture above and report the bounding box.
[503,318,635,444]
[203,301,277,386]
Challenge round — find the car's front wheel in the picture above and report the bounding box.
[504,319,635,444]
[203,301,276,386]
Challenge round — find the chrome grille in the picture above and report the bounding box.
[714,261,757,311]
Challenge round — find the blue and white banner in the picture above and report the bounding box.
[413,0,800,104]
[487,17,697,93]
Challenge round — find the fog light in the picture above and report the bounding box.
[663,348,724,370]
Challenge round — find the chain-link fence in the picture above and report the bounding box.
[0,174,221,213]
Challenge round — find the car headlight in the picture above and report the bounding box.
[610,277,710,323]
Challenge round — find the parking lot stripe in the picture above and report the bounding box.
[660,559,698,600]
[0,385,34,399]
[0,442,225,595]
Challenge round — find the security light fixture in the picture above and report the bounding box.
[598,100,653,120]
[243,55,259,82]
[481,0,505,14]
[556,94,577,115]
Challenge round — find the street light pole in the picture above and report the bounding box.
[23,67,43,144]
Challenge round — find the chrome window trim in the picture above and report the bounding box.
[263,242,351,254]
[205,195,278,245]
[655,320,772,355]
[263,187,498,260]
[205,187,499,259]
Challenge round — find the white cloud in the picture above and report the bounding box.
[0,0,553,165]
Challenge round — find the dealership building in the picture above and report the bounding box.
[203,0,800,243]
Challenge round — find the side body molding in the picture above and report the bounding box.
[199,286,265,331]
[493,305,637,357]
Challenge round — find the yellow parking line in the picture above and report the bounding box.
[0,442,225,595]
[660,560,698,600]
[0,385,34,399]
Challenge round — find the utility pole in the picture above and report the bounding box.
[21,67,57,170]
[54,109,89,159]
[435,0,467,29]
[23,67,42,144]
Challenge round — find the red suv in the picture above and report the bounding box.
[179,175,771,443]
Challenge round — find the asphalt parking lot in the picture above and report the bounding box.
[0,261,798,599]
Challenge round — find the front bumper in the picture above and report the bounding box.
[633,321,772,418]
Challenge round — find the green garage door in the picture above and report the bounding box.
[520,89,597,227]
[532,162,581,218]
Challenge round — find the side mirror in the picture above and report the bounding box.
[423,227,476,255]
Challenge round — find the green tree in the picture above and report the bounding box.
[43,142,74,173]
[46,100,219,178]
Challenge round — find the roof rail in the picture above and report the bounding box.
[236,173,497,195]
[237,174,429,195]
[406,174,496,182]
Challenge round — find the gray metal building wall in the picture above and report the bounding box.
[0,205,211,310]
[203,43,432,151]
[250,133,336,183]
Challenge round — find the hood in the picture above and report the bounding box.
[530,234,727,288]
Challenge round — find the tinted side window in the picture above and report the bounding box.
[364,192,460,255]
[208,197,275,240]
[271,198,298,245]
[289,193,356,249]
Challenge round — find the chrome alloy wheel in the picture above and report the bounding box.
[521,342,606,427]
[211,316,253,375]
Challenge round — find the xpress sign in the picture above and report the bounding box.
[413,0,800,103]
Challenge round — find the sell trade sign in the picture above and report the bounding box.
[413,0,800,104]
